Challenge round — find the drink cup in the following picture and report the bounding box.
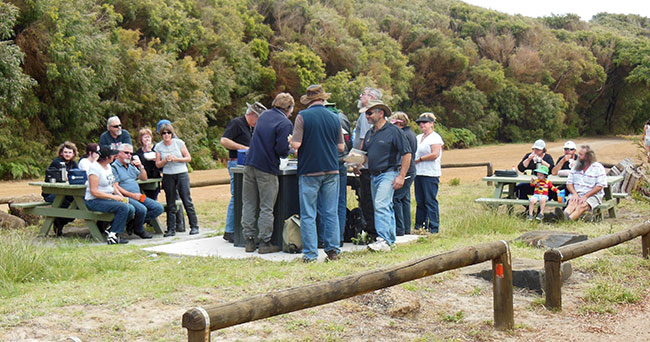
[525,169,532,176]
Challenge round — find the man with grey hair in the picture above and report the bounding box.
[100,116,132,150]
[220,101,267,243]
[556,145,608,221]
[111,143,164,239]
[353,87,382,238]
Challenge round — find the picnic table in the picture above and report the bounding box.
[476,174,624,220]
[14,178,165,242]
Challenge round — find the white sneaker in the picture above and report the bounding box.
[368,237,391,252]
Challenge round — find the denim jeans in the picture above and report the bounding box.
[393,174,414,235]
[225,160,238,234]
[43,194,74,227]
[370,170,398,245]
[414,175,440,232]
[241,166,278,242]
[300,174,340,260]
[128,197,164,233]
[85,198,134,234]
[162,172,199,231]
[317,163,347,243]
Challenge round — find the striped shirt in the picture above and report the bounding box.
[532,178,558,196]
[567,162,607,201]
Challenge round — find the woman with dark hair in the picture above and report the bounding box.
[42,141,79,236]
[78,143,99,172]
[135,127,161,200]
[84,146,133,245]
[155,123,199,236]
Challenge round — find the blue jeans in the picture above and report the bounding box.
[317,163,347,243]
[414,175,440,232]
[128,197,164,233]
[225,160,238,233]
[393,174,414,235]
[85,198,134,234]
[370,171,398,245]
[300,174,340,260]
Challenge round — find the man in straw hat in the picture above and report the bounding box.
[220,101,266,243]
[290,84,345,262]
[241,94,293,254]
[357,100,412,252]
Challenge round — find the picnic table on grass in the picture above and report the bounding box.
[476,174,625,220]
[13,178,166,242]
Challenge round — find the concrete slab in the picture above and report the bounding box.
[143,234,421,262]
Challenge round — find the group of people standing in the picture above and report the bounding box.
[43,116,199,244]
[221,85,444,262]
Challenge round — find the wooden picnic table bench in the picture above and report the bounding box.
[476,174,624,220]
[22,179,170,242]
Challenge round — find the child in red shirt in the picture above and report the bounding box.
[528,165,559,221]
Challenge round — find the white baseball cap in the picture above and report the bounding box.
[532,139,546,150]
[563,141,577,150]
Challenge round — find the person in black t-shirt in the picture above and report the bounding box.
[42,141,79,236]
[219,101,266,242]
[515,139,555,200]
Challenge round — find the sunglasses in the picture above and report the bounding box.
[564,148,575,151]
[122,151,133,155]
[112,124,122,128]
[161,131,172,135]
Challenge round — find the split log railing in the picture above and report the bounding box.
[182,241,513,341]
[544,221,650,311]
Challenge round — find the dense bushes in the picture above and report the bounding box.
[2,0,650,178]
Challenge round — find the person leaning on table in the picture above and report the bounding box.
[84,146,133,245]
[42,141,79,237]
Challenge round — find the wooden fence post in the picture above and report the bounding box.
[183,307,210,342]
[642,232,650,259]
[544,249,563,311]
[492,244,513,330]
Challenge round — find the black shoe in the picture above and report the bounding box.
[176,226,186,233]
[258,241,281,254]
[326,250,339,261]
[106,232,129,245]
[245,238,256,253]
[189,227,199,235]
[163,229,176,237]
[223,232,234,243]
[135,230,153,239]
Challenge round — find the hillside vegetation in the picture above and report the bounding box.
[2,0,650,178]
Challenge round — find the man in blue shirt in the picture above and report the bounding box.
[241,93,294,254]
[100,116,132,150]
[359,100,412,252]
[291,85,345,262]
[112,144,164,239]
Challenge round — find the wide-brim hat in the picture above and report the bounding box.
[300,84,331,105]
[246,101,267,116]
[363,100,392,117]
[534,165,549,175]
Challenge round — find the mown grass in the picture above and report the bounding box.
[0,181,649,339]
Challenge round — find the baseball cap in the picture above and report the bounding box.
[563,141,576,150]
[532,139,546,150]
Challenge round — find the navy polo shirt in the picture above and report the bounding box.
[221,116,253,159]
[362,122,411,173]
[99,130,132,150]
[111,160,142,194]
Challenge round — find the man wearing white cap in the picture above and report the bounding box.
[516,139,555,200]
[551,140,578,176]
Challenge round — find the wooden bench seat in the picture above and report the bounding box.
[10,201,51,209]
[475,197,617,220]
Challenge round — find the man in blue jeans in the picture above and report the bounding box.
[111,143,164,239]
[358,100,412,252]
[220,102,266,242]
[291,85,345,262]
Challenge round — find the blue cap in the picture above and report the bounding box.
[156,119,171,133]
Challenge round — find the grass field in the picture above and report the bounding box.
[1,179,649,341]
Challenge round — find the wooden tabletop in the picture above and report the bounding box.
[482,174,623,185]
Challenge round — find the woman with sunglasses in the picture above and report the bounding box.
[155,123,199,237]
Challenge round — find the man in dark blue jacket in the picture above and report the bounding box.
[241,93,294,254]
[291,85,345,262]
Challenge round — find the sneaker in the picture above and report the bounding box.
[245,238,256,253]
[536,213,544,221]
[223,232,234,243]
[368,237,391,252]
[326,250,339,261]
[134,230,153,239]
[527,214,534,221]
[106,232,128,245]
[189,227,199,235]
[302,255,316,263]
[258,241,281,254]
